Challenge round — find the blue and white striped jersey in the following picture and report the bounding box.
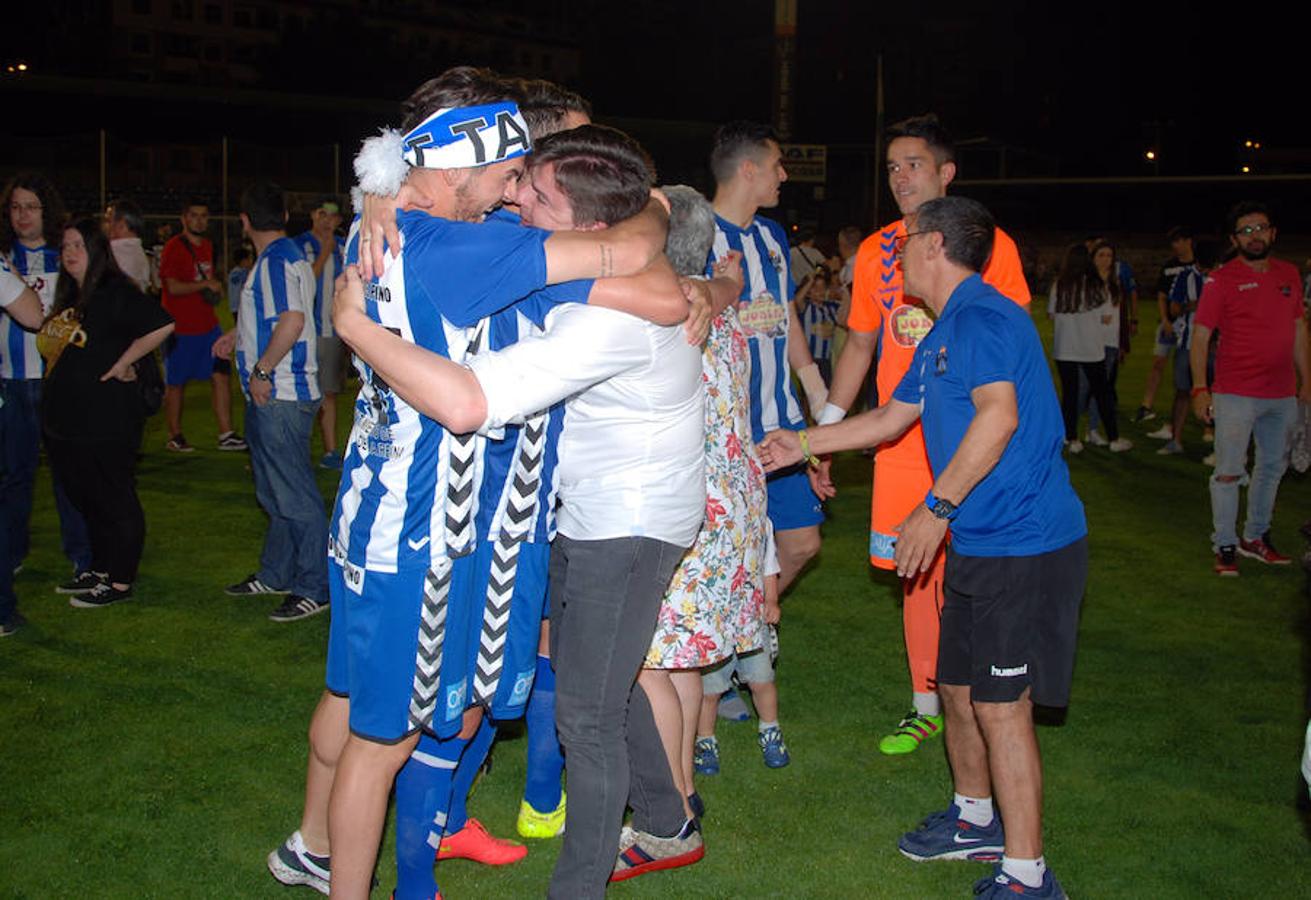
[235,236,320,402]
[330,209,577,577]
[800,298,839,363]
[0,243,59,380]
[709,214,804,441]
[294,231,346,338]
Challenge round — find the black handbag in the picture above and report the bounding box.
[134,349,165,416]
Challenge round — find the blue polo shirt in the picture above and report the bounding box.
[892,274,1086,557]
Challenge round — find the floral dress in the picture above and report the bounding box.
[645,305,771,669]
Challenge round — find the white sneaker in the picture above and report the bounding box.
[1202,452,1216,466]
[1109,438,1133,453]
[1146,424,1174,440]
[1085,429,1109,447]
[1065,439,1084,455]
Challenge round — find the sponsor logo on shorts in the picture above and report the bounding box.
[444,678,468,721]
[990,663,1028,678]
[870,530,896,561]
[508,668,535,706]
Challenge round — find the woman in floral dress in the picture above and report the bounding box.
[637,186,775,818]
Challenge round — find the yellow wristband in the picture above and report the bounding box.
[798,429,821,467]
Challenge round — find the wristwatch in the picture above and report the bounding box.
[253,364,273,382]
[924,489,958,521]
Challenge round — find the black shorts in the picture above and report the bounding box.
[937,536,1087,706]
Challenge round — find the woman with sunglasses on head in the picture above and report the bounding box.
[38,217,174,608]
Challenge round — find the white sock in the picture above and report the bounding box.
[953,793,994,826]
[1001,856,1046,889]
[758,719,779,733]
[912,691,941,717]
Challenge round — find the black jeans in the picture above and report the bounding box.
[44,437,144,585]
[1057,359,1117,441]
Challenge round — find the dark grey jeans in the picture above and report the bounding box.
[547,534,688,900]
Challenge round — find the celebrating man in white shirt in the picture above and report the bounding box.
[335,124,709,900]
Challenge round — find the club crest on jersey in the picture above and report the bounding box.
[934,345,949,375]
[890,305,933,348]
[767,249,783,273]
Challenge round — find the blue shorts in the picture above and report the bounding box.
[164,326,230,385]
[458,539,550,722]
[766,464,824,531]
[325,556,478,743]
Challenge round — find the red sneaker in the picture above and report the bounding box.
[1238,535,1291,565]
[436,818,527,865]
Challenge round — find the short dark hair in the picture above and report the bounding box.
[531,125,654,228]
[1226,200,1271,235]
[515,78,592,141]
[107,198,145,237]
[662,185,715,277]
[240,181,287,232]
[1,171,67,248]
[914,196,994,272]
[400,66,518,134]
[1166,225,1193,243]
[709,121,778,185]
[182,195,209,212]
[886,114,955,166]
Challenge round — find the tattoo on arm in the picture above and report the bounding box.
[599,244,614,278]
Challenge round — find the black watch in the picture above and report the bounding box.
[924,489,957,521]
[253,364,272,382]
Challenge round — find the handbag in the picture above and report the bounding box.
[134,349,165,416]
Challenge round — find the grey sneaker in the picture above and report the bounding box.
[0,611,27,637]
[217,431,248,451]
[267,830,330,894]
[269,594,329,623]
[610,819,704,883]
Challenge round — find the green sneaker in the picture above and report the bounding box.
[516,790,566,839]
[878,711,944,755]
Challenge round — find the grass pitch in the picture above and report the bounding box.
[2,319,1310,898]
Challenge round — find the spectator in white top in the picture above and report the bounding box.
[103,199,150,291]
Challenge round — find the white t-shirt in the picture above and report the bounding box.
[470,303,705,547]
[1047,286,1106,363]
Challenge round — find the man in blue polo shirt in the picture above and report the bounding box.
[759,196,1086,900]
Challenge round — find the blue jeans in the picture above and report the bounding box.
[1,378,90,571]
[246,398,328,601]
[1210,393,1298,549]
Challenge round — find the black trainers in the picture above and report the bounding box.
[70,582,133,608]
[0,611,27,637]
[55,570,106,595]
[269,594,329,622]
[225,574,287,596]
[165,434,195,452]
[1132,406,1156,423]
[217,431,248,451]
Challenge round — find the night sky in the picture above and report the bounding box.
[586,1,1307,177]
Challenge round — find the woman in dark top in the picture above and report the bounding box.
[38,217,173,607]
